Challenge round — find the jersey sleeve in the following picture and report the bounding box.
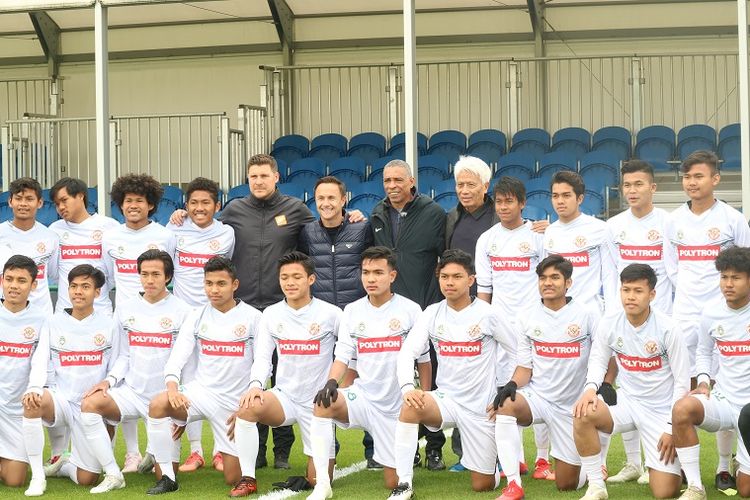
[26,320,50,395]
[397,308,432,392]
[602,225,620,312]
[164,311,198,385]
[732,210,750,247]
[695,313,715,380]
[107,312,130,385]
[248,314,276,389]
[666,322,691,406]
[333,307,355,364]
[474,229,492,294]
[225,226,236,259]
[47,236,60,285]
[492,313,518,368]
[585,321,612,387]
[165,231,177,258]
[101,237,115,287]
[662,219,679,286]
[516,320,533,371]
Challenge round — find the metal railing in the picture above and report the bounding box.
[0,77,61,127]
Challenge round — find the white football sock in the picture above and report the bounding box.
[394,421,419,487]
[496,415,522,487]
[148,417,176,481]
[310,417,334,487]
[122,418,140,455]
[80,412,121,477]
[186,421,203,456]
[533,423,550,461]
[234,418,259,478]
[622,430,642,468]
[23,417,45,480]
[717,429,734,473]
[581,453,605,488]
[677,444,702,488]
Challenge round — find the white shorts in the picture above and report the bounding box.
[610,393,681,475]
[179,381,236,457]
[518,387,580,466]
[0,408,27,463]
[426,390,496,475]
[271,388,335,459]
[46,389,100,474]
[335,386,397,468]
[695,390,750,476]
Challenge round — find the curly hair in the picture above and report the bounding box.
[110,174,163,217]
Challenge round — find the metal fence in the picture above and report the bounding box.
[0,77,61,127]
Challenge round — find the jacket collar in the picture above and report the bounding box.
[248,188,283,208]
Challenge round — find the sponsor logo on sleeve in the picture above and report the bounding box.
[60,244,103,259]
[278,339,321,355]
[0,341,33,357]
[716,340,750,356]
[36,264,46,280]
[200,339,245,357]
[533,341,581,358]
[129,332,173,348]
[59,350,104,366]
[619,245,662,261]
[177,252,214,268]
[489,256,531,271]
[438,341,482,357]
[677,245,720,261]
[357,336,402,353]
[617,353,662,371]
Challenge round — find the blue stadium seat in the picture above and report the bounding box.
[330,157,367,180]
[718,123,740,170]
[368,156,395,183]
[329,169,364,191]
[677,124,717,160]
[162,185,184,207]
[284,170,320,198]
[510,128,550,160]
[467,129,507,167]
[348,180,383,200]
[427,130,467,166]
[635,125,675,163]
[434,192,458,212]
[153,200,178,225]
[41,189,52,203]
[418,154,451,177]
[309,133,348,165]
[0,204,12,223]
[536,152,577,182]
[418,167,448,195]
[592,126,631,162]
[525,177,553,216]
[495,152,536,181]
[579,151,619,188]
[305,197,319,218]
[227,184,250,202]
[0,192,10,205]
[551,127,591,159]
[290,157,327,177]
[387,132,428,159]
[271,134,309,165]
[276,158,288,181]
[277,181,307,200]
[433,179,456,197]
[110,201,125,223]
[581,190,605,216]
[522,204,548,221]
[86,187,98,213]
[348,193,381,217]
[36,202,60,226]
[347,132,386,165]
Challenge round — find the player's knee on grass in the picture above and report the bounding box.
[470,471,495,492]
[384,467,398,490]
[648,470,682,499]
[554,461,580,491]
[736,471,750,497]
[222,453,241,485]
[1,460,28,487]
[77,468,100,486]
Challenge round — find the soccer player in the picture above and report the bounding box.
[77,249,193,493]
[572,264,690,500]
[230,251,342,496]
[145,256,262,495]
[22,264,118,494]
[0,255,49,495]
[671,247,750,499]
[664,150,750,490]
[493,254,600,500]
[306,246,429,500]
[544,171,614,310]
[0,177,59,315]
[166,177,234,473]
[388,249,517,500]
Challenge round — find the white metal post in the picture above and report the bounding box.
[403,0,418,181]
[387,66,400,141]
[630,57,643,134]
[508,62,519,141]
[94,0,110,216]
[1,126,9,192]
[220,116,231,194]
[738,0,750,216]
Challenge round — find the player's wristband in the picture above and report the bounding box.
[584,382,599,392]
[400,383,415,395]
[696,374,711,387]
[249,380,264,390]
[106,375,117,388]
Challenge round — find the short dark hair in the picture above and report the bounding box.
[247,153,278,173]
[715,246,750,275]
[3,254,38,281]
[50,177,89,207]
[68,263,106,289]
[493,176,526,203]
[621,160,654,181]
[550,170,585,197]
[186,177,220,204]
[536,254,573,281]
[681,150,719,175]
[137,249,174,285]
[436,249,475,276]
[204,255,238,281]
[278,251,315,276]
[361,246,397,270]
[314,176,346,197]
[9,177,42,200]
[110,174,163,217]
[620,263,657,290]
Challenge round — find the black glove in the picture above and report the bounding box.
[597,382,617,406]
[313,378,339,408]
[493,381,517,410]
[272,476,312,491]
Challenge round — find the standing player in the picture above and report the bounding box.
[0,256,48,495]
[671,247,750,499]
[145,256,262,495]
[306,246,429,500]
[22,264,118,493]
[664,150,750,491]
[493,254,600,500]
[388,249,517,499]
[230,252,342,496]
[0,177,59,315]
[166,177,234,473]
[573,264,690,500]
[77,249,193,493]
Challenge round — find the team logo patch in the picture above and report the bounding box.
[518,242,531,253]
[160,317,173,330]
[467,324,482,339]
[490,243,497,252]
[276,323,284,334]
[62,231,70,241]
[616,337,624,349]
[566,324,581,338]
[36,242,46,253]
[178,237,185,247]
[647,229,660,242]
[93,333,106,347]
[309,323,321,336]
[547,239,554,249]
[574,236,586,248]
[233,324,247,338]
[58,336,66,346]
[23,327,35,339]
[209,239,220,251]
[92,230,103,242]
[717,325,725,336]
[147,243,158,250]
[125,316,135,326]
[746,324,750,335]
[677,230,684,240]
[389,318,401,332]
[708,227,721,240]
[644,340,658,354]
[437,324,445,335]
[618,231,626,240]
[200,323,208,333]
[357,322,366,333]
[117,245,125,256]
[347,391,357,401]
[533,326,542,337]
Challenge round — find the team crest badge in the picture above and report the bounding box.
[309,323,321,336]
[566,324,581,338]
[647,230,660,242]
[716,325,724,336]
[708,227,721,240]
[437,324,445,335]
[209,239,220,251]
[357,322,366,333]
[126,316,135,326]
[117,245,125,256]
[574,236,586,249]
[533,327,542,337]
[519,242,531,253]
[644,340,658,354]
[233,324,247,338]
[677,230,684,240]
[547,239,554,249]
[347,392,357,401]
[23,327,35,339]
[490,243,497,252]
[93,333,106,347]
[58,336,66,346]
[616,337,624,349]
[92,230,103,242]
[276,323,284,334]
[36,242,46,254]
[147,243,158,250]
[389,319,401,332]
[619,231,626,240]
[200,323,208,333]
[61,232,69,241]
[178,237,185,247]
[160,317,173,330]
[467,324,482,339]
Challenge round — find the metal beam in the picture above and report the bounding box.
[738,0,750,217]
[528,0,547,130]
[267,0,295,65]
[29,11,61,77]
[94,0,111,216]
[403,0,418,179]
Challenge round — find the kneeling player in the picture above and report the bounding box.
[145,256,261,494]
[494,254,600,500]
[388,249,517,499]
[672,247,750,499]
[307,247,429,500]
[573,264,690,500]
[231,252,341,496]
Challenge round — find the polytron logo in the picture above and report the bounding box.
[37,264,46,280]
[0,341,33,357]
[278,340,321,355]
[533,341,580,358]
[489,256,531,271]
[438,341,481,357]
[677,245,720,261]
[177,252,214,268]
[619,245,662,261]
[717,340,750,356]
[558,252,589,267]
[200,339,245,357]
[61,244,102,259]
[617,353,662,371]
[115,259,138,273]
[358,336,402,353]
[59,351,103,366]
[129,332,172,348]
